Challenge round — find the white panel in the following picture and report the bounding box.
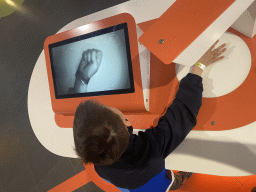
[137,25,150,111]
[165,121,256,176]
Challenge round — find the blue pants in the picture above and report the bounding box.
[101,168,172,192]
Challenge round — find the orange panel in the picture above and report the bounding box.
[139,0,236,64]
[236,176,252,185]
[56,113,162,129]
[137,18,157,32]
[234,175,256,192]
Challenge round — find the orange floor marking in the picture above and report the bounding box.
[48,170,91,192]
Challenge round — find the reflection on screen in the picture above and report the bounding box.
[49,23,135,99]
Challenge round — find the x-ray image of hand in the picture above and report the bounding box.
[76,49,103,82]
[68,49,103,94]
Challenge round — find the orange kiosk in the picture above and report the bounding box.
[43,0,256,191]
[44,13,149,128]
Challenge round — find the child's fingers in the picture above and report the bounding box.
[216,55,225,62]
[217,43,226,52]
[209,39,219,51]
[92,50,97,63]
[219,47,227,54]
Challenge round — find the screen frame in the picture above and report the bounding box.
[44,13,145,114]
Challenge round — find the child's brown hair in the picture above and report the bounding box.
[73,99,130,165]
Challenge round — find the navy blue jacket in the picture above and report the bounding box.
[94,73,203,190]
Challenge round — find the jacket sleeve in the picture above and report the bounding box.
[130,73,203,162]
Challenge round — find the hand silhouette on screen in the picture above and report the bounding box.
[76,49,103,81]
[68,49,103,94]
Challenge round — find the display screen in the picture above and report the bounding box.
[49,23,135,99]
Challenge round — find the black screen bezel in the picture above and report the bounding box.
[48,23,135,99]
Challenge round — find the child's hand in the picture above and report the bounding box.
[198,40,227,67]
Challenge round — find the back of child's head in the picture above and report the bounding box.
[73,99,130,166]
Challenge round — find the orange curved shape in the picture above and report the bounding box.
[83,163,121,192]
[48,163,120,192]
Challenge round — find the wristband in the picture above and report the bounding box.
[194,62,206,70]
[76,70,90,84]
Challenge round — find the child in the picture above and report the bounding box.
[73,40,227,191]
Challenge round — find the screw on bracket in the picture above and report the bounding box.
[159,39,164,44]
